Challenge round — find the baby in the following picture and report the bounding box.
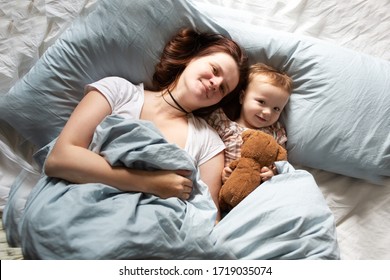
[206,63,293,183]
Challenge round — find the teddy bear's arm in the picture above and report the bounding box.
[229,159,239,170]
[276,146,288,161]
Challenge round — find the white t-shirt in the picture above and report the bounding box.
[86,76,225,167]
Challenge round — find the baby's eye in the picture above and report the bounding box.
[274,107,281,112]
[257,100,265,105]
[212,66,218,74]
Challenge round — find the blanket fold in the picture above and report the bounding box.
[4,115,339,259]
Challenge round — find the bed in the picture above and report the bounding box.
[0,0,389,260]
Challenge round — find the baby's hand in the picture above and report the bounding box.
[260,166,275,181]
[222,166,232,183]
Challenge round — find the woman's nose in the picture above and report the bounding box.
[210,76,223,91]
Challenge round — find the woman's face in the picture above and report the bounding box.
[177,52,239,110]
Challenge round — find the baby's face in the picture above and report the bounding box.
[238,76,290,129]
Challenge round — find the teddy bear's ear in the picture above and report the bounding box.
[276,146,288,161]
[241,129,254,142]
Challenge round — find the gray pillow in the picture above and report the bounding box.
[219,20,390,183]
[0,0,226,149]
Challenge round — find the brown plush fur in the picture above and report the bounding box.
[219,129,288,212]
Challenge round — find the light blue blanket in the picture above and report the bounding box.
[4,116,339,259]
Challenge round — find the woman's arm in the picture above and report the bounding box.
[45,90,193,199]
[199,151,224,222]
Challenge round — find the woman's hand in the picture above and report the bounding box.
[141,169,193,200]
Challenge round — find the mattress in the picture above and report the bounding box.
[1,0,389,260]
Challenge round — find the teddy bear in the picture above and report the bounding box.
[219,129,288,212]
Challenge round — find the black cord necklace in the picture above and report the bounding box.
[162,89,190,114]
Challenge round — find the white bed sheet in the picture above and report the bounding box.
[1,0,389,260]
[0,0,97,259]
[0,0,98,209]
[0,0,98,94]
[193,0,390,60]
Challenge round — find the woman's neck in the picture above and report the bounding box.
[164,89,190,114]
[141,90,189,149]
[142,90,188,120]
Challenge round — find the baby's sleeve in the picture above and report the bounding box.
[204,108,230,137]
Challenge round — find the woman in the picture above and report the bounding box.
[44,28,248,221]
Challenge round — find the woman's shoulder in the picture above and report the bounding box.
[86,77,144,118]
[187,115,225,166]
[189,115,224,142]
[189,114,212,130]
[91,76,142,89]
[87,76,143,97]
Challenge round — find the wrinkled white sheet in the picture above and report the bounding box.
[192,0,390,60]
[0,0,97,210]
[0,0,97,94]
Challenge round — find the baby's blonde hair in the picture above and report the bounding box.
[247,63,293,94]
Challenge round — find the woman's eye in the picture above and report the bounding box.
[220,85,225,95]
[212,66,217,74]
